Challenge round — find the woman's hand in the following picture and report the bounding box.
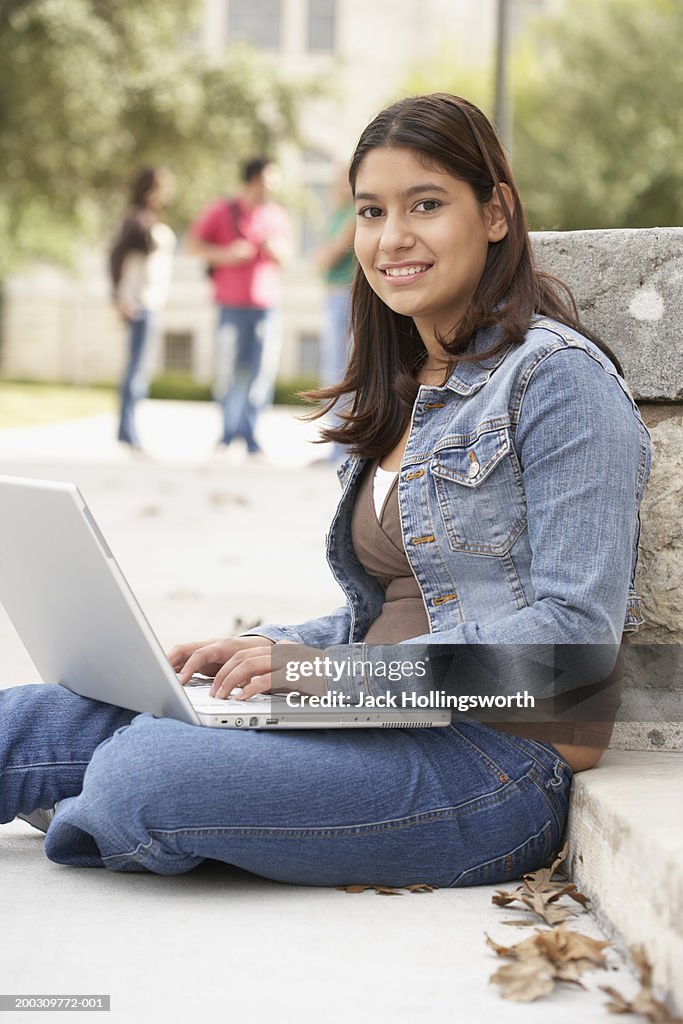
[168,637,326,701]
[168,636,273,687]
[115,298,141,323]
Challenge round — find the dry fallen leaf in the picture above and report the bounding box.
[337,881,436,895]
[492,889,518,907]
[535,926,608,964]
[601,945,683,1023]
[487,923,607,968]
[520,844,568,886]
[520,889,575,925]
[492,843,589,925]
[487,923,608,1003]
[490,957,557,1002]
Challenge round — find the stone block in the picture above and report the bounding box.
[531,228,683,401]
[635,404,683,641]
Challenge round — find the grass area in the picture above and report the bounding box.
[0,381,116,429]
[0,373,323,429]
[149,373,321,406]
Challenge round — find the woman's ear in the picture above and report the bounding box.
[485,182,514,242]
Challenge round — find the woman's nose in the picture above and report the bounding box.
[379,213,415,255]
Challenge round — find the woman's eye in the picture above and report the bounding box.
[357,206,383,219]
[414,199,442,213]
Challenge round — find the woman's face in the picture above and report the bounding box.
[353,146,509,344]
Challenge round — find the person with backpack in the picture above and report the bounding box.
[109,167,176,453]
[189,158,290,455]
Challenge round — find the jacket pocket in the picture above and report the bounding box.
[430,427,527,555]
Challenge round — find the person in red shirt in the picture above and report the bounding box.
[190,158,290,453]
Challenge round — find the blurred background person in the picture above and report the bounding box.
[108,167,176,453]
[190,158,290,456]
[312,165,356,465]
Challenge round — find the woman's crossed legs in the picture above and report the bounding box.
[1,684,571,887]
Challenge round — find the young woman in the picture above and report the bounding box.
[109,166,176,452]
[1,95,650,887]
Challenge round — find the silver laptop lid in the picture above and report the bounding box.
[0,475,199,725]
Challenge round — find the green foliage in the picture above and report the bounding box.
[0,1,315,274]
[148,374,212,402]
[401,47,493,114]
[273,376,320,407]
[398,0,683,230]
[148,373,320,406]
[514,0,683,230]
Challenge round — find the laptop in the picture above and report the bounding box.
[0,475,450,730]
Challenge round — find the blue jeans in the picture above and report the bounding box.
[0,684,571,884]
[215,306,270,450]
[118,309,155,446]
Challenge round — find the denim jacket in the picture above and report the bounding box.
[256,318,652,698]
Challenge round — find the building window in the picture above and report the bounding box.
[298,331,320,375]
[307,0,336,52]
[228,0,282,50]
[164,332,194,374]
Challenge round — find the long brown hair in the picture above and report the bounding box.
[306,93,621,459]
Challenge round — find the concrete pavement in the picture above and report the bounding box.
[0,400,641,1024]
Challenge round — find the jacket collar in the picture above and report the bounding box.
[443,323,511,397]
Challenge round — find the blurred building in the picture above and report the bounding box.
[1,0,550,388]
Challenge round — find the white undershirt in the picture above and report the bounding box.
[373,465,398,518]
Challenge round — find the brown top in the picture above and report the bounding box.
[350,461,619,750]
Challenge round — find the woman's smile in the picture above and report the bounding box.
[378,260,433,282]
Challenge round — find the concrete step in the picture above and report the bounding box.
[566,749,683,1012]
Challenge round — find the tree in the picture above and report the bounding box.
[0,0,313,274]
[399,0,683,230]
[514,0,683,230]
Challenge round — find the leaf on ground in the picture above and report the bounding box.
[337,882,435,895]
[550,842,570,874]
[553,962,589,984]
[522,873,590,906]
[602,984,638,1014]
[520,842,570,886]
[487,923,607,968]
[492,846,589,925]
[487,924,608,1002]
[336,884,404,895]
[520,890,576,925]
[632,945,654,989]
[490,957,556,1002]
[600,945,683,1023]
[486,934,527,957]
[548,884,589,909]
[492,889,519,907]
[501,918,540,927]
[533,924,609,967]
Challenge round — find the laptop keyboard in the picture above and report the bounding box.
[184,680,273,710]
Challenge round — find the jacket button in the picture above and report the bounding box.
[467,460,480,479]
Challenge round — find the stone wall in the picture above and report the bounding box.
[532,229,683,750]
